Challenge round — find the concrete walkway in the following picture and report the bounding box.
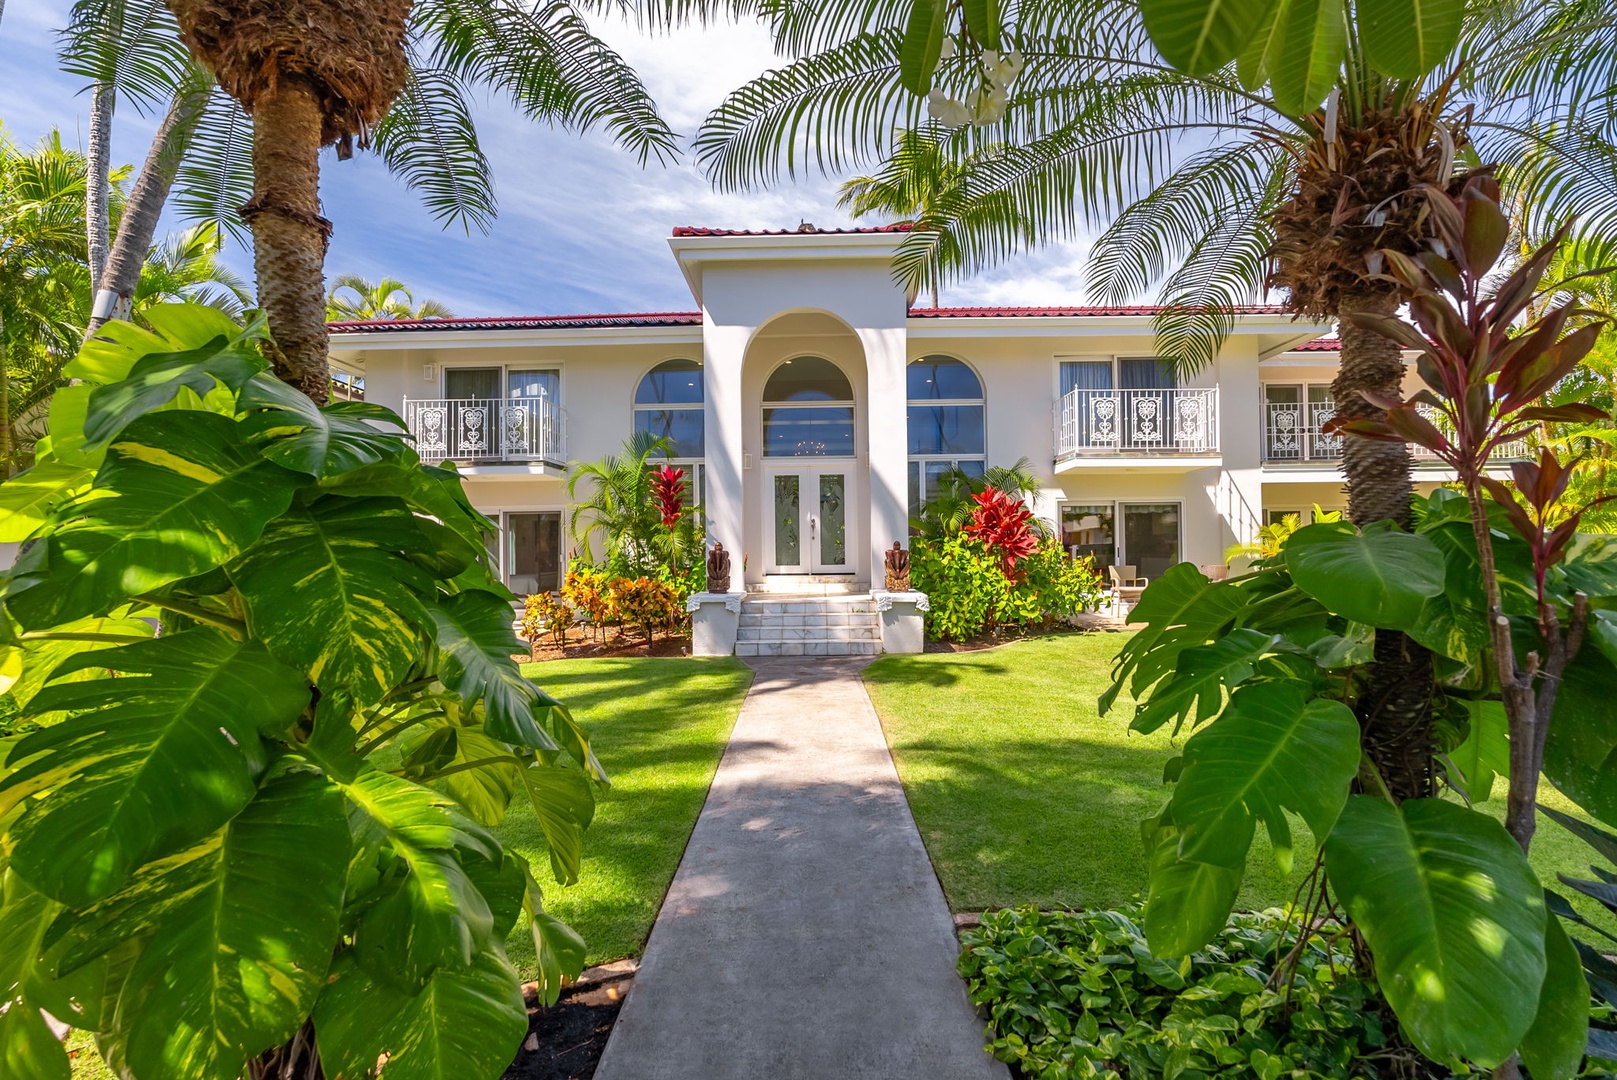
[594,658,1006,1080]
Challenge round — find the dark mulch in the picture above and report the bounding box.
[524,626,691,662]
[502,983,627,1080]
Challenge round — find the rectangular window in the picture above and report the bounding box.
[508,369,559,399]
[906,405,985,455]
[763,406,855,457]
[1059,360,1113,395]
[1122,503,1180,580]
[1060,503,1116,571]
[1118,357,1177,389]
[634,408,705,457]
[444,366,501,400]
[506,512,562,595]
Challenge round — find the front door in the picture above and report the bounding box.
[767,467,853,574]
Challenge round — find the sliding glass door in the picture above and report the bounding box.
[1121,503,1180,580]
[505,512,562,595]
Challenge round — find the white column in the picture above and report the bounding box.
[704,319,749,591]
[861,326,910,581]
[1211,345,1264,561]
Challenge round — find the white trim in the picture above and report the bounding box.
[329,324,701,353]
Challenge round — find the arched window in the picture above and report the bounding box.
[762,357,855,457]
[634,358,705,505]
[907,355,985,514]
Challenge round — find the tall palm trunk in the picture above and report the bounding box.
[1333,281,1435,800]
[243,76,331,404]
[88,80,212,335]
[85,84,116,293]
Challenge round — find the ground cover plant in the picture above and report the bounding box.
[0,306,606,1080]
[498,657,752,971]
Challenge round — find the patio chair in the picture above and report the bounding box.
[1200,563,1229,581]
[1108,564,1149,613]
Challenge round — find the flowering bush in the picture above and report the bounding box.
[650,464,687,529]
[608,577,683,650]
[520,591,575,651]
[962,485,1040,579]
[562,564,615,641]
[911,536,1102,641]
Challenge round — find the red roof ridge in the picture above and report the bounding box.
[328,311,702,333]
[672,224,914,237]
[907,303,1292,317]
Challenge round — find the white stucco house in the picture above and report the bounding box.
[328,224,1462,651]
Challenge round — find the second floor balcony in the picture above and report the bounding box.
[1262,398,1527,465]
[404,396,567,467]
[1055,387,1220,466]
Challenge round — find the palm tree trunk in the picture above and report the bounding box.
[0,343,13,481]
[85,84,116,293]
[88,81,212,336]
[930,278,939,309]
[1334,282,1435,800]
[243,75,331,404]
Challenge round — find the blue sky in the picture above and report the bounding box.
[0,0,1094,316]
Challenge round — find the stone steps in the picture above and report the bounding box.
[734,595,882,657]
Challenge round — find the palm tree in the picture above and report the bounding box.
[132,220,251,316]
[837,128,971,307]
[66,0,678,353]
[567,432,698,577]
[690,0,1617,800]
[326,274,454,321]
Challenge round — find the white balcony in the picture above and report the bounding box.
[1055,387,1219,469]
[1262,399,1527,465]
[404,396,567,466]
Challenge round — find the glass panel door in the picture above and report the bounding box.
[1263,384,1303,460]
[443,368,501,457]
[1060,503,1115,572]
[506,512,561,595]
[1119,358,1175,451]
[772,474,802,570]
[1122,503,1180,581]
[815,473,847,570]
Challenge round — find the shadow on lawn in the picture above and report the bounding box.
[861,656,1012,688]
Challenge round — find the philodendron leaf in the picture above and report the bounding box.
[0,461,94,543]
[1103,564,1248,714]
[314,945,528,1080]
[1144,824,1242,957]
[0,1002,69,1080]
[1357,0,1465,79]
[343,770,502,989]
[1,631,311,906]
[1519,913,1592,1080]
[1171,680,1359,873]
[67,770,351,1080]
[2,411,301,630]
[1545,648,1617,828]
[237,374,414,477]
[1141,0,1279,74]
[81,332,267,449]
[1284,521,1444,627]
[1447,700,1509,803]
[1130,628,1276,736]
[1324,796,1547,1066]
[430,589,558,752]
[515,758,596,886]
[230,494,434,706]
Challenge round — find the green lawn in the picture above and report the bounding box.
[500,656,753,974]
[864,633,1613,928]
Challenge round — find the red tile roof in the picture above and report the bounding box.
[328,311,702,334]
[908,304,1291,318]
[1285,338,1342,351]
[671,224,914,237]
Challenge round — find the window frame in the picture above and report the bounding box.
[907,355,986,510]
[761,356,857,459]
[1056,499,1184,574]
[633,357,706,475]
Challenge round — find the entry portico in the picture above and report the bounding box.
[672,226,912,590]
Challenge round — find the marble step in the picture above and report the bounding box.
[735,640,880,657]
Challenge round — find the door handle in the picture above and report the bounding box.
[810,515,817,540]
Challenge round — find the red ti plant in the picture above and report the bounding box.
[1338,174,1614,852]
[963,486,1040,579]
[650,464,687,529]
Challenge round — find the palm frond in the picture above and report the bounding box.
[373,61,496,233]
[172,90,253,245]
[57,0,190,113]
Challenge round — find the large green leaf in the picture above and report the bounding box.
[1171,680,1358,872]
[430,590,557,751]
[0,461,94,542]
[1266,0,1347,115]
[0,613,155,713]
[1519,913,1592,1080]
[61,771,350,1080]
[0,1002,69,1080]
[81,333,267,450]
[1284,521,1444,627]
[1545,649,1617,827]
[1130,628,1275,736]
[237,374,414,478]
[67,306,256,385]
[1448,700,1509,803]
[515,758,596,886]
[3,411,301,629]
[435,726,520,827]
[1103,564,1248,714]
[1357,0,1465,79]
[230,495,433,705]
[0,631,311,905]
[343,770,501,989]
[1324,796,1547,1066]
[1143,824,1242,958]
[314,945,527,1080]
[1141,0,1279,75]
[898,0,948,95]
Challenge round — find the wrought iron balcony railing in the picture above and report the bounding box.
[1262,397,1528,463]
[1055,387,1219,458]
[403,395,566,465]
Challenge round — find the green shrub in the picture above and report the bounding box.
[911,536,1104,641]
[958,906,1393,1080]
